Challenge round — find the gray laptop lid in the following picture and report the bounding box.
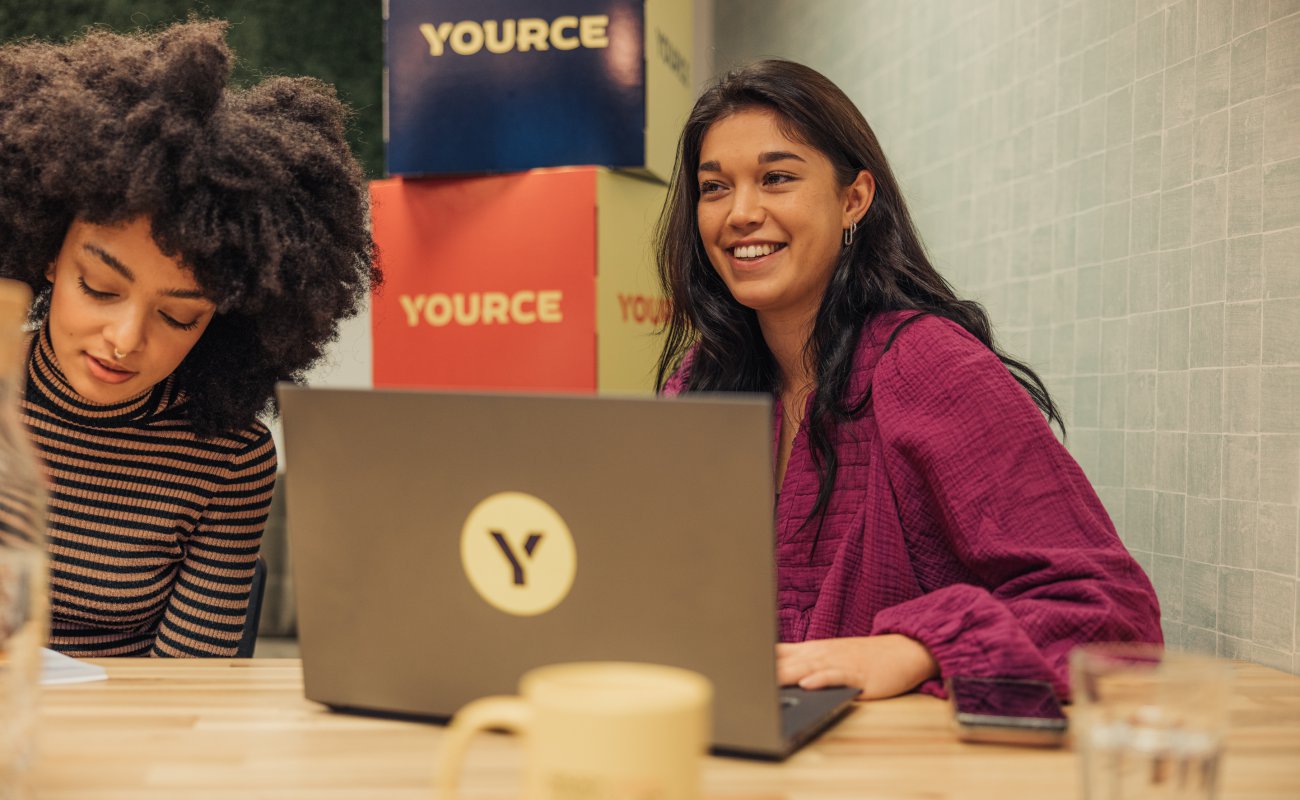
[280,386,816,757]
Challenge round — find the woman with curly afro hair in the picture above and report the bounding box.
[0,20,379,657]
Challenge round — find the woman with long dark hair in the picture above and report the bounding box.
[657,59,1160,699]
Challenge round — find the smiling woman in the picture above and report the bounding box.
[656,60,1162,701]
[0,21,379,657]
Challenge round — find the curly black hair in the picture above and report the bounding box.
[0,19,379,436]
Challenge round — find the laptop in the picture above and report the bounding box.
[278,385,858,760]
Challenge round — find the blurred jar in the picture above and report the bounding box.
[0,278,46,800]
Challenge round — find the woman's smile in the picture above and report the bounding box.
[729,241,788,263]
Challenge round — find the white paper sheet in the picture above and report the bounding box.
[39,647,108,685]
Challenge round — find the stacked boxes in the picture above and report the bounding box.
[371,168,667,393]
[372,0,692,392]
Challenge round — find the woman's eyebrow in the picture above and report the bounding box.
[758,150,805,165]
[162,286,207,300]
[83,243,133,281]
[81,242,207,300]
[698,151,807,173]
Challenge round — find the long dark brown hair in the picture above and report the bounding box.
[655,59,1061,535]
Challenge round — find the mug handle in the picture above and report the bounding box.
[433,696,533,800]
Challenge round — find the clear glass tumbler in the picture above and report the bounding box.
[0,278,46,800]
[1071,643,1233,800]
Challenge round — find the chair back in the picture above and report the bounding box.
[236,556,268,658]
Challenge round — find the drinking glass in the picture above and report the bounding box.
[1071,643,1233,800]
[1,278,45,800]
[0,544,43,800]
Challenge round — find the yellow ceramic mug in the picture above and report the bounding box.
[433,661,712,800]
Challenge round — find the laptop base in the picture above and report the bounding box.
[321,685,859,762]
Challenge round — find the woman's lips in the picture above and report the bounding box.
[730,242,785,259]
[84,353,137,385]
[728,242,786,267]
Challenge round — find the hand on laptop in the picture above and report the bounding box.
[776,634,939,700]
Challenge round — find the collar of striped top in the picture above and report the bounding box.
[25,325,182,428]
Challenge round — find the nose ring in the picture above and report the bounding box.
[113,349,126,360]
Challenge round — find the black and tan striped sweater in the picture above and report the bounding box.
[22,328,277,657]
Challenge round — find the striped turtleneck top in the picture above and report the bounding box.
[21,327,277,657]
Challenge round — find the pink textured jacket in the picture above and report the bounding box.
[666,312,1162,697]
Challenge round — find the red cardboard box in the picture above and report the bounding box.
[371,168,666,392]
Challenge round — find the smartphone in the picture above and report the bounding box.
[947,676,1068,747]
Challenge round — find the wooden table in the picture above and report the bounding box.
[27,659,1300,799]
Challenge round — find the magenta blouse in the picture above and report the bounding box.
[667,312,1162,697]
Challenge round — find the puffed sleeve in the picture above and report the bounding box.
[867,316,1161,697]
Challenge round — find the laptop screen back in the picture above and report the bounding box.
[280,386,786,754]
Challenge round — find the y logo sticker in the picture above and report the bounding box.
[490,530,542,585]
[461,492,576,616]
